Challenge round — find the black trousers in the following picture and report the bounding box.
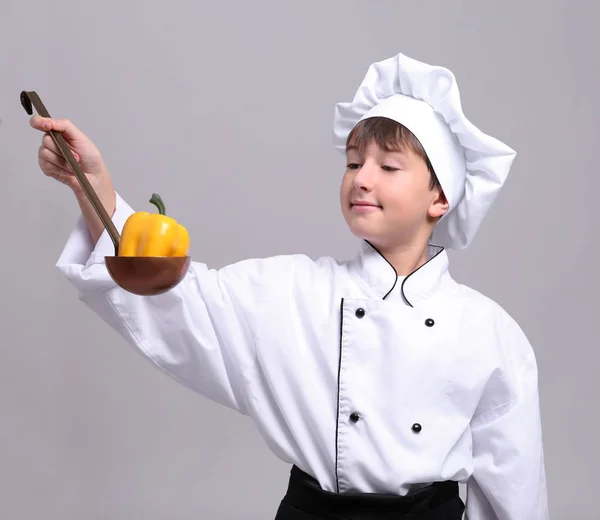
[274,466,465,520]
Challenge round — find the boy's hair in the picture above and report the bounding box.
[346,117,441,191]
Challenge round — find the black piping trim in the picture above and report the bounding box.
[364,240,398,300]
[400,245,445,307]
[334,297,344,493]
[364,239,446,308]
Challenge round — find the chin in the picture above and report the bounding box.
[347,222,380,243]
[343,207,385,241]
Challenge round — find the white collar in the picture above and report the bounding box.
[351,240,451,307]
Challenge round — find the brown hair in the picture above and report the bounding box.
[346,117,441,191]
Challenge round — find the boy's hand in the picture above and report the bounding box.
[30,115,109,195]
[30,115,117,242]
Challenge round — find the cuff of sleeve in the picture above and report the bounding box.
[56,191,135,269]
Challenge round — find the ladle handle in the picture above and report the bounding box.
[20,91,120,256]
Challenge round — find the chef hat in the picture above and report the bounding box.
[332,52,517,250]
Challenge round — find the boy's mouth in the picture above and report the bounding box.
[351,201,383,212]
[351,200,382,207]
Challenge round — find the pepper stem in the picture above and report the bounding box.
[149,193,166,215]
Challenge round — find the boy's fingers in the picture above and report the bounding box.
[50,118,87,140]
[30,115,51,131]
[39,146,64,169]
[40,143,77,167]
[30,115,87,141]
[42,133,56,151]
[42,133,62,155]
[39,155,70,178]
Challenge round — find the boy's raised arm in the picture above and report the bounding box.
[56,190,278,414]
[30,114,279,414]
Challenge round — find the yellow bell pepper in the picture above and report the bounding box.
[118,193,190,257]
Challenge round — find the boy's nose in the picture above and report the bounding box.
[353,164,377,190]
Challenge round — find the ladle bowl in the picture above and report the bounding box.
[21,90,191,296]
[105,255,191,296]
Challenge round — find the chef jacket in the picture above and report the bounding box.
[56,192,549,519]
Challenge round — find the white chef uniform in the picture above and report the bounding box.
[54,52,549,519]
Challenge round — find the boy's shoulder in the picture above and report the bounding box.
[452,279,519,322]
[449,279,533,350]
[452,280,506,313]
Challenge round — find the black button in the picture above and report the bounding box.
[355,308,365,319]
[350,412,360,423]
[412,423,422,433]
[425,318,435,327]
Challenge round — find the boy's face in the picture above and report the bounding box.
[340,141,448,251]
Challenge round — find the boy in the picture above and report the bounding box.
[31,52,548,519]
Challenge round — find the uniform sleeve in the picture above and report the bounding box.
[55,191,279,414]
[464,310,549,519]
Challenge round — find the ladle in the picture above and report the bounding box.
[21,90,191,296]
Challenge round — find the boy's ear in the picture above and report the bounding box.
[428,188,449,219]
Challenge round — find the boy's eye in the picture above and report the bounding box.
[346,163,400,172]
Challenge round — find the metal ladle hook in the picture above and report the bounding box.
[20,91,120,256]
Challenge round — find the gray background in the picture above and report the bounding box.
[1,0,597,518]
